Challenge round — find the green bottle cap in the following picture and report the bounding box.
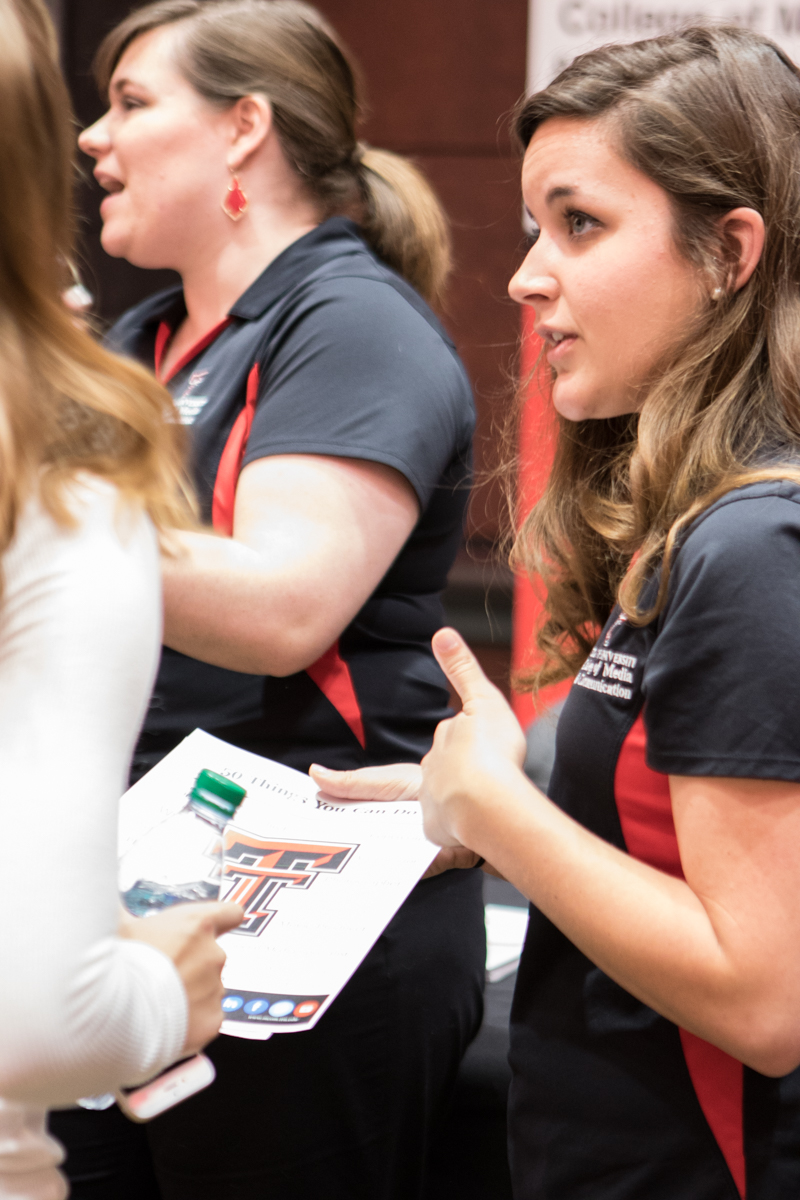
[189,769,246,821]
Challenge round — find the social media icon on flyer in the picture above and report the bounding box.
[244,998,270,1015]
[268,999,295,1018]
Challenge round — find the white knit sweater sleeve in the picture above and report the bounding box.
[0,478,187,1108]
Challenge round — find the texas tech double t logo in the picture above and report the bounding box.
[222,832,359,936]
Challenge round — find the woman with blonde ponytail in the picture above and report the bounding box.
[0,2,243,1198]
[63,2,482,1197]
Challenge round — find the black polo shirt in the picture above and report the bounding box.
[108,218,475,776]
[509,481,800,1200]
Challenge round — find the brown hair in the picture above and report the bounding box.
[510,25,800,691]
[95,0,452,307]
[0,0,193,562]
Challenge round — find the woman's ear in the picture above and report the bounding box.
[227,94,273,171]
[717,206,765,293]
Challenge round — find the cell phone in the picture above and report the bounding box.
[116,1053,216,1122]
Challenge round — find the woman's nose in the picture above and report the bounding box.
[508,245,559,307]
[78,116,110,160]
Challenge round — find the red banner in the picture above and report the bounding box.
[512,309,571,728]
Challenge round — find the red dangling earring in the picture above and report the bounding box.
[222,173,248,221]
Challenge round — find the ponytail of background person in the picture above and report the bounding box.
[94,0,452,308]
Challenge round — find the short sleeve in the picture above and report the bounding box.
[240,275,474,507]
[643,486,800,780]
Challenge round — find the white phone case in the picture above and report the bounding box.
[116,1053,216,1122]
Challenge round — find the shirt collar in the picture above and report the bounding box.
[228,217,368,320]
[136,217,368,335]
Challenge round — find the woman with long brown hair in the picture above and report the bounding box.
[0,2,241,1198]
[57,2,484,1198]
[317,25,800,1199]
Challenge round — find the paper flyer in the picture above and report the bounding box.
[119,730,438,1039]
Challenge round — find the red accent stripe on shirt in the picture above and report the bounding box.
[211,364,260,536]
[680,1030,745,1197]
[154,321,171,380]
[306,641,366,749]
[615,714,746,1198]
[155,317,233,384]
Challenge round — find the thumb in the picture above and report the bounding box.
[432,627,497,707]
[203,901,244,936]
[309,762,421,803]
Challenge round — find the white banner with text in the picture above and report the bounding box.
[529,2,800,90]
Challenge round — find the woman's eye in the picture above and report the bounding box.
[120,95,143,112]
[567,210,597,237]
[522,208,540,245]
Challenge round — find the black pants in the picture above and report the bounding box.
[50,867,485,1200]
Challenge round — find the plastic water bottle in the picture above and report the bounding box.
[120,768,246,915]
[78,769,247,1117]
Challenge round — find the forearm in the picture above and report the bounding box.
[161,530,337,675]
[456,767,797,1073]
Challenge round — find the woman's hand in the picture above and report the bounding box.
[120,902,243,1055]
[308,760,487,878]
[420,628,527,848]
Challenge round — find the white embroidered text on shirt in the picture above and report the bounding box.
[575,645,637,701]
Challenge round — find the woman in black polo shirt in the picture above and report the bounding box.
[319,25,800,1200]
[54,3,484,1199]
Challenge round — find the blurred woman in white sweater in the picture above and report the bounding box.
[0,2,241,1196]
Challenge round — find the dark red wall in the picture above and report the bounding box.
[314,1,529,539]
